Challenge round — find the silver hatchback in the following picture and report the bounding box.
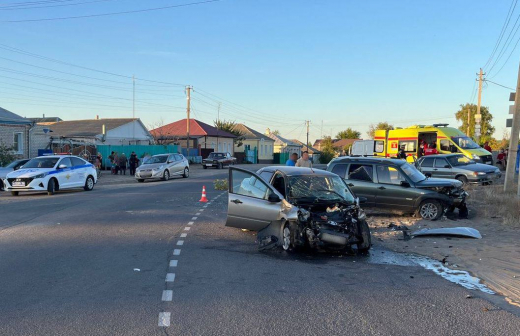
[135,154,189,182]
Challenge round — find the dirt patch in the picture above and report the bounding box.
[368,183,520,306]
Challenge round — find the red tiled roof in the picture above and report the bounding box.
[150,119,236,138]
[332,138,360,148]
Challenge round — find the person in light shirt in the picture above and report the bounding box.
[296,151,312,168]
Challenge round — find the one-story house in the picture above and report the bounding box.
[291,139,321,162]
[150,119,236,157]
[232,123,274,163]
[0,106,32,160]
[265,128,302,156]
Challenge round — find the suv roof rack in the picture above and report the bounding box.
[432,123,449,127]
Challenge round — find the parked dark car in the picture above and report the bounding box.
[0,159,30,191]
[225,167,371,252]
[202,152,236,169]
[415,154,501,185]
[326,157,468,220]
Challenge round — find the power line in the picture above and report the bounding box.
[483,0,518,70]
[484,79,515,90]
[0,43,186,86]
[487,12,520,75]
[0,0,121,10]
[1,0,221,22]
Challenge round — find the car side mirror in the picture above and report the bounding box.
[358,196,367,204]
[58,164,67,169]
[400,181,411,188]
[425,173,432,178]
[268,193,281,203]
[15,166,22,170]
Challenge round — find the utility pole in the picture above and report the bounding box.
[132,75,135,144]
[475,68,484,143]
[504,63,520,196]
[306,120,310,149]
[216,102,221,150]
[186,86,191,152]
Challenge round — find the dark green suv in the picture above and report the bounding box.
[326,157,468,220]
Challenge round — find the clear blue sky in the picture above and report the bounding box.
[0,0,517,142]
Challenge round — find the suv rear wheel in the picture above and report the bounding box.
[418,199,443,220]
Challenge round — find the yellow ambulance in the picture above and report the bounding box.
[374,124,493,164]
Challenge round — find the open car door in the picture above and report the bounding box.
[226,167,284,231]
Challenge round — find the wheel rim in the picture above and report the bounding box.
[87,178,94,189]
[185,168,189,177]
[164,171,169,180]
[282,226,291,250]
[420,203,438,219]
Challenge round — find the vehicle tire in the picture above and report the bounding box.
[183,167,189,178]
[84,176,95,191]
[417,199,443,220]
[203,165,207,170]
[47,178,57,196]
[162,170,170,181]
[357,220,371,253]
[456,175,468,185]
[281,221,297,252]
[0,180,3,191]
[137,179,145,183]
[11,191,19,196]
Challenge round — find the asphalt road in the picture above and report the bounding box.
[1,165,520,335]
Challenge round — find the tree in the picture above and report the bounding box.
[0,141,15,167]
[336,128,361,139]
[271,130,280,136]
[214,120,246,147]
[367,122,394,139]
[148,118,170,145]
[455,103,495,144]
[319,136,336,164]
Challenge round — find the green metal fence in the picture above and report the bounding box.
[273,152,289,164]
[97,145,178,168]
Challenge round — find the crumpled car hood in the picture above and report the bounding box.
[415,178,462,188]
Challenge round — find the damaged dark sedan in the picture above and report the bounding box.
[226,167,371,252]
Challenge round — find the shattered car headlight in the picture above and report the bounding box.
[357,209,366,221]
[298,208,310,221]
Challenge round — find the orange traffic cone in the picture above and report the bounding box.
[199,186,208,202]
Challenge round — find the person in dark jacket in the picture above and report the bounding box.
[119,153,128,175]
[397,145,407,159]
[129,152,139,175]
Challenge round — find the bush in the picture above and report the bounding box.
[319,151,335,164]
[0,141,15,167]
[213,179,228,191]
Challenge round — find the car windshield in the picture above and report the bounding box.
[208,153,224,159]
[447,154,475,166]
[288,175,355,203]
[22,157,59,169]
[400,163,426,183]
[144,156,167,164]
[451,136,480,149]
[5,160,23,168]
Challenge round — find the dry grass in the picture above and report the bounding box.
[467,184,520,226]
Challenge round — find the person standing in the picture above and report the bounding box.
[119,153,128,175]
[483,141,492,153]
[296,151,313,168]
[112,152,119,175]
[397,145,407,159]
[286,153,298,166]
[129,152,139,175]
[424,143,439,156]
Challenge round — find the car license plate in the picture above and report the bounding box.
[13,181,25,187]
[206,164,212,167]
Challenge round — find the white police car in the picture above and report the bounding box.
[3,155,97,196]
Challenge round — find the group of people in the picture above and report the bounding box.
[397,141,440,160]
[108,151,140,175]
[286,151,313,168]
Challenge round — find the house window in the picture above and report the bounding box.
[13,132,23,154]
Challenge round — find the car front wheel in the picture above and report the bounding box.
[47,178,57,196]
[418,199,443,220]
[84,176,95,191]
[456,175,468,185]
[183,167,189,178]
[163,170,170,181]
[282,221,298,252]
[357,220,371,253]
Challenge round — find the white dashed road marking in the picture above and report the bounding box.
[158,312,171,327]
[195,212,201,216]
[180,233,187,238]
[162,290,173,302]
[177,240,184,246]
[188,221,194,225]
[169,260,178,267]
[191,217,197,220]
[184,227,190,231]
[166,273,176,282]
[199,209,204,212]
[173,249,181,256]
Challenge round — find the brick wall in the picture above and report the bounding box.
[29,125,51,157]
[0,123,29,159]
